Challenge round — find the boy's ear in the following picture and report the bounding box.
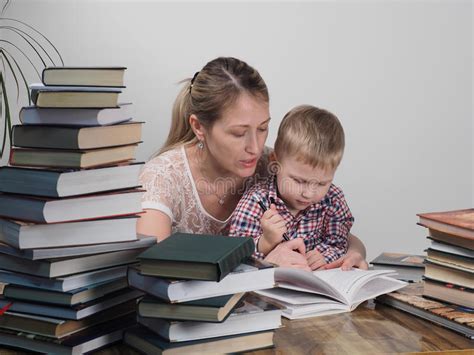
[269,151,278,162]
[189,114,206,142]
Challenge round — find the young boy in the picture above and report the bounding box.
[228,105,354,270]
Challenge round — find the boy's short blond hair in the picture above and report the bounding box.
[274,105,345,170]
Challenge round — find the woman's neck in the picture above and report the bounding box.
[186,143,246,191]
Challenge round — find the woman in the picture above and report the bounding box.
[137,57,368,270]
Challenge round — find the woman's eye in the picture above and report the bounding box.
[231,132,245,137]
[258,126,268,132]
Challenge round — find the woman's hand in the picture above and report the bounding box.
[264,238,311,271]
[323,250,369,271]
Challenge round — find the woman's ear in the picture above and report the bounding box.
[189,114,206,142]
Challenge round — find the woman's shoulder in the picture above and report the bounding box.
[143,146,185,173]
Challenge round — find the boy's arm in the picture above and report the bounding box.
[316,193,354,264]
[228,190,266,259]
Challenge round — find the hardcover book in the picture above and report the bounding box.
[0,265,129,292]
[137,292,245,322]
[137,233,255,281]
[0,189,143,224]
[137,293,281,342]
[30,83,122,108]
[3,278,128,306]
[0,300,135,338]
[12,122,142,150]
[0,288,142,320]
[428,229,474,251]
[424,260,473,288]
[423,277,474,308]
[9,144,138,169]
[0,248,144,278]
[0,217,139,249]
[0,312,136,353]
[370,252,425,282]
[0,234,156,260]
[418,209,474,240]
[376,282,474,339]
[0,163,143,198]
[20,103,133,126]
[124,326,275,355]
[42,66,126,87]
[128,258,275,303]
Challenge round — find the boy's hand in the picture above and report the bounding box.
[306,249,327,270]
[259,204,287,254]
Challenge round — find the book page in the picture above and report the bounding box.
[276,268,397,304]
[349,276,407,307]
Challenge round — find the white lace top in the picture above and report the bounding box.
[139,145,271,235]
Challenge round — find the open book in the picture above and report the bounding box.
[257,268,406,319]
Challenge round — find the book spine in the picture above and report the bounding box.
[216,238,255,281]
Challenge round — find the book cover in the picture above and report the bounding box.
[42,67,126,87]
[418,209,474,240]
[0,162,143,198]
[376,282,474,339]
[137,233,255,281]
[124,326,275,355]
[19,103,133,126]
[370,252,425,267]
[11,122,143,150]
[138,292,245,322]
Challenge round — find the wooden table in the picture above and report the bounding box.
[1,301,473,354]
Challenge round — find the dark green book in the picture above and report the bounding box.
[137,292,245,322]
[137,233,255,281]
[124,326,275,355]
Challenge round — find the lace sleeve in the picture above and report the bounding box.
[139,155,179,222]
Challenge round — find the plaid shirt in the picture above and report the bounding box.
[228,174,354,263]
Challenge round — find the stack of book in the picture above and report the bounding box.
[418,209,473,308]
[377,208,473,339]
[124,233,282,354]
[0,67,156,353]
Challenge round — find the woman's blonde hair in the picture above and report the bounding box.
[158,57,269,155]
[274,105,345,170]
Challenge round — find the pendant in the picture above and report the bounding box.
[218,198,225,205]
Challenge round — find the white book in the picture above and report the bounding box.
[0,189,143,224]
[128,259,276,303]
[19,104,133,126]
[429,239,474,258]
[258,268,406,319]
[0,217,138,249]
[0,265,129,292]
[0,163,143,198]
[138,293,281,342]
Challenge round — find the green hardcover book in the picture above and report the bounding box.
[124,326,275,355]
[137,292,245,322]
[137,233,255,281]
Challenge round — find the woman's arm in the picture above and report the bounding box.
[136,209,172,241]
[324,233,369,270]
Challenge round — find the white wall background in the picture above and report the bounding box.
[2,0,472,261]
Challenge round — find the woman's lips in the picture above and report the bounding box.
[239,158,257,168]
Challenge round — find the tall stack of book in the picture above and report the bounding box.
[377,209,474,339]
[124,233,281,354]
[417,209,473,308]
[0,67,156,353]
